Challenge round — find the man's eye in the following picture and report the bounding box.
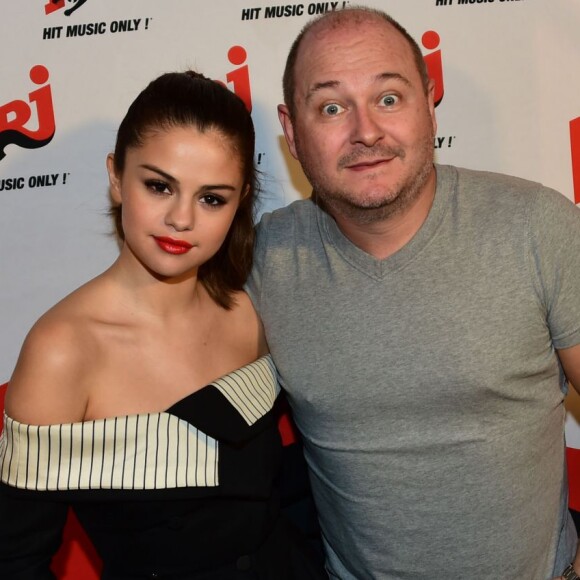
[322,103,344,116]
[381,94,400,107]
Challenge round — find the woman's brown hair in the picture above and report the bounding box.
[110,71,257,309]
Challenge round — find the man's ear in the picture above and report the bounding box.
[277,104,299,160]
[106,154,122,204]
[427,79,438,136]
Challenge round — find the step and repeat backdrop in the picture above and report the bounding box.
[2,0,580,502]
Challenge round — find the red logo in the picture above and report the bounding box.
[45,0,88,16]
[0,65,56,161]
[216,46,252,112]
[422,31,444,107]
[571,117,580,204]
[225,46,252,112]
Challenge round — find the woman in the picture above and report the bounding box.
[0,71,325,579]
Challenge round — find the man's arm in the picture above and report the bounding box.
[554,344,580,579]
[559,344,580,395]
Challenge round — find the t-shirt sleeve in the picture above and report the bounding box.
[245,212,272,315]
[528,186,580,350]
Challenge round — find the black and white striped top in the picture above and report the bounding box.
[0,355,278,493]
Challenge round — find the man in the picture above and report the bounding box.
[247,6,580,579]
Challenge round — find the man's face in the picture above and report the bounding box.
[279,17,437,224]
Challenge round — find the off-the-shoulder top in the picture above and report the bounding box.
[1,355,279,496]
[0,356,324,578]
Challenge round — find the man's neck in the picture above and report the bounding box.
[330,169,437,260]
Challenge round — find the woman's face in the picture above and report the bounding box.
[108,125,246,281]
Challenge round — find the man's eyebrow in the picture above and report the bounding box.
[305,80,340,104]
[305,72,411,104]
[376,72,411,86]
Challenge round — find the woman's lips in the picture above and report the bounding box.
[153,236,194,255]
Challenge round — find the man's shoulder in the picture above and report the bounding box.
[441,163,544,193]
[440,164,570,210]
[264,197,316,221]
[256,198,317,238]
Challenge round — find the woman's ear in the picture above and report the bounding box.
[240,183,251,202]
[106,154,122,204]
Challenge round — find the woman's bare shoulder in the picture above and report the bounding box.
[226,290,268,357]
[5,280,107,425]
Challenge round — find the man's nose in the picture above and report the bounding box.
[350,106,385,147]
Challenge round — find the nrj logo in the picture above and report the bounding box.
[422,30,444,107]
[0,65,55,162]
[571,116,580,205]
[45,0,88,17]
[219,39,437,113]
[217,45,252,112]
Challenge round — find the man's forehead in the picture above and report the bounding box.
[296,21,414,82]
[297,17,409,70]
[302,13,398,46]
[303,71,411,105]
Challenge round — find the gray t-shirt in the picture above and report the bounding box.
[247,164,580,579]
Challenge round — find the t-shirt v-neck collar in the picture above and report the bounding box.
[316,164,455,280]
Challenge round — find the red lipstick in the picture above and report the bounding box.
[153,236,193,255]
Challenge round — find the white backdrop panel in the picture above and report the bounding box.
[2,0,580,442]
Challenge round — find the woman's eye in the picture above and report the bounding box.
[381,94,400,107]
[145,180,170,195]
[322,103,344,116]
[201,194,226,207]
